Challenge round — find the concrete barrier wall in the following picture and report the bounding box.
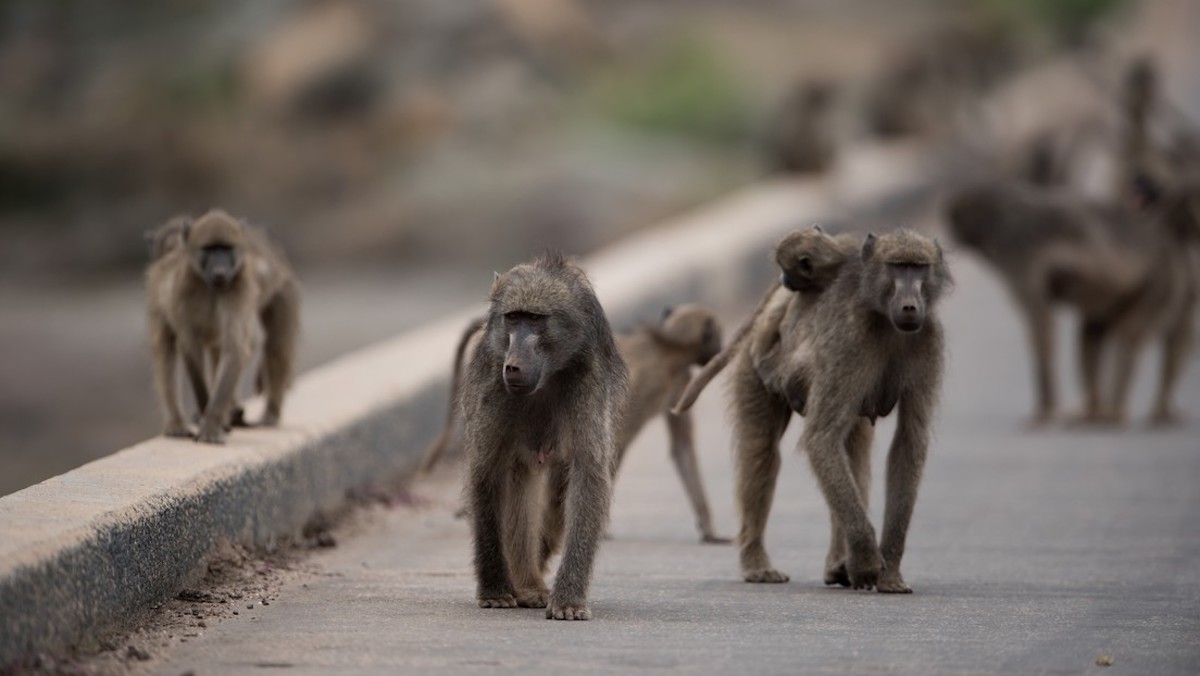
[0,144,929,662]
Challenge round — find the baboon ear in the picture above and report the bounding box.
[934,239,944,260]
[661,305,675,322]
[811,224,824,234]
[493,271,501,282]
[861,233,877,261]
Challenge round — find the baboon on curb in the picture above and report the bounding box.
[462,252,627,620]
[693,230,949,593]
[945,180,1196,425]
[673,225,856,415]
[146,210,300,443]
[768,81,837,174]
[421,305,730,544]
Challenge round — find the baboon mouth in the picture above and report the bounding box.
[503,380,537,396]
[894,320,922,333]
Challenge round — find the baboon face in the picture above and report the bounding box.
[860,231,948,334]
[489,263,587,396]
[661,304,722,366]
[185,211,245,292]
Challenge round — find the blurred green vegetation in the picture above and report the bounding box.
[581,35,754,145]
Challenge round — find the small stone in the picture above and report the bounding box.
[1096,656,1114,667]
[197,621,207,628]
[247,604,255,609]
[232,611,239,616]
[261,599,270,606]
[126,645,151,661]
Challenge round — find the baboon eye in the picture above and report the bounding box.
[203,244,234,256]
[504,311,547,323]
[887,263,927,272]
[798,257,813,274]
[661,306,675,322]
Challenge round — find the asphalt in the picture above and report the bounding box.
[143,250,1200,675]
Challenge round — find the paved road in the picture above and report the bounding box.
[146,252,1200,675]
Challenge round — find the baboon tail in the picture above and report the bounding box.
[261,279,301,395]
[418,316,485,475]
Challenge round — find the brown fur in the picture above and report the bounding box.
[145,209,300,443]
[730,230,950,593]
[462,252,627,620]
[945,180,1197,425]
[673,225,856,415]
[421,305,730,543]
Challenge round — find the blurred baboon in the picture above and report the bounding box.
[420,305,730,544]
[728,230,950,593]
[673,225,855,415]
[768,81,836,174]
[744,231,947,590]
[462,252,627,620]
[945,180,1197,425]
[146,210,300,443]
[614,304,727,543]
[145,215,189,260]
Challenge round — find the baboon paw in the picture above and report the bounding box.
[847,552,882,590]
[546,601,590,620]
[230,407,250,428]
[701,534,733,545]
[743,568,789,583]
[163,422,192,439]
[195,426,227,444]
[1149,409,1182,427]
[823,563,850,587]
[515,588,549,608]
[478,594,518,609]
[876,575,912,594]
[259,412,281,427]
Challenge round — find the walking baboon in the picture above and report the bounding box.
[420,305,730,544]
[462,252,627,620]
[145,210,300,443]
[945,179,1196,425]
[673,225,856,415]
[768,81,836,174]
[724,230,950,593]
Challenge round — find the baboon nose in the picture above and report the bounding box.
[504,364,520,375]
[902,303,917,313]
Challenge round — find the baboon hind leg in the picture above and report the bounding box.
[1076,318,1109,422]
[259,282,299,426]
[666,410,728,544]
[1151,310,1194,425]
[825,418,873,586]
[733,356,792,583]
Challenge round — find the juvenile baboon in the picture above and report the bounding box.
[673,225,856,415]
[420,305,730,544]
[945,179,1196,425]
[716,230,950,593]
[768,81,837,174]
[462,252,627,620]
[145,210,300,443]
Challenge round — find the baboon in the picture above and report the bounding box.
[145,209,300,443]
[145,215,189,260]
[673,225,856,415]
[420,305,730,544]
[945,179,1197,425]
[768,81,836,174]
[689,230,950,593]
[462,252,627,620]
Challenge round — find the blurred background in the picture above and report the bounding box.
[0,0,1194,496]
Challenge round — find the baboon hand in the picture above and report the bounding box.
[743,568,789,583]
[478,593,518,609]
[846,545,883,590]
[546,597,591,620]
[195,423,227,445]
[701,533,733,545]
[876,569,912,594]
[259,411,281,427]
[515,587,549,608]
[163,420,192,439]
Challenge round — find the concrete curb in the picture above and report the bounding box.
[0,143,930,662]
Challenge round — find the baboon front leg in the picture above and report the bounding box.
[1151,311,1194,425]
[471,456,517,608]
[151,325,190,438]
[665,411,729,544]
[547,439,613,620]
[878,395,931,594]
[181,349,210,419]
[505,468,549,608]
[803,405,880,590]
[539,463,570,575]
[825,419,873,587]
[733,358,792,582]
[1105,331,1146,426]
[196,344,247,444]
